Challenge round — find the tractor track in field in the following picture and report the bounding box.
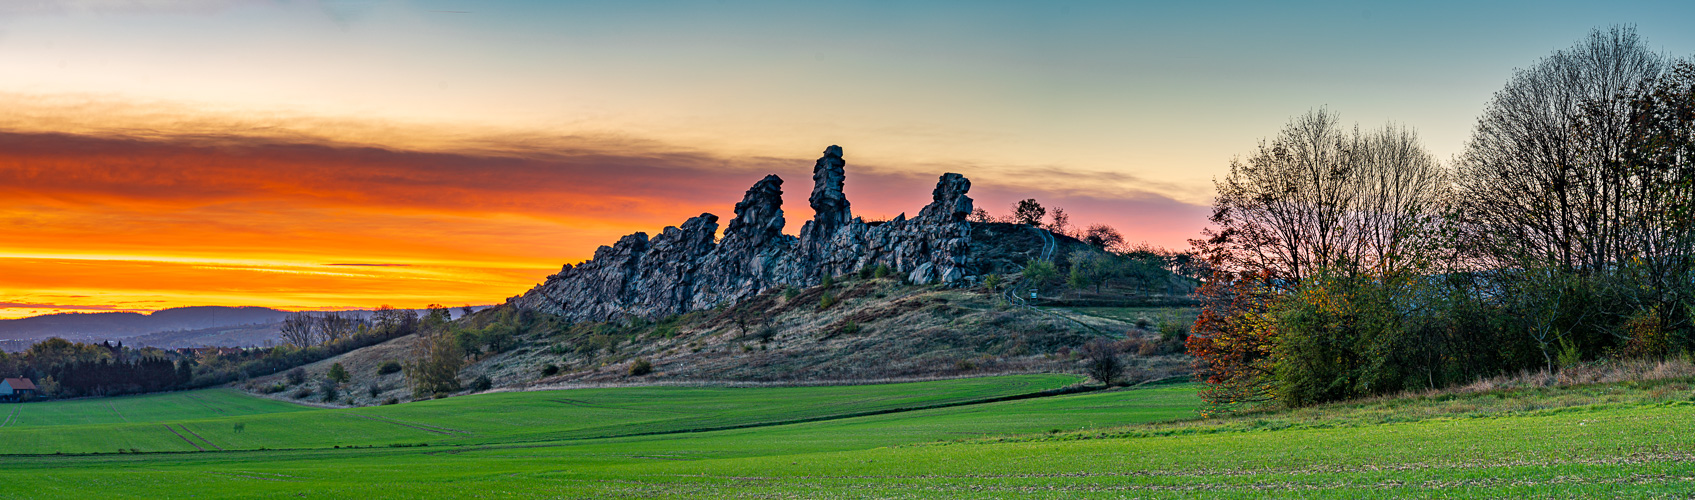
[179,425,224,451]
[345,413,471,436]
[483,383,1106,447]
[202,471,299,482]
[1,405,16,427]
[162,424,205,451]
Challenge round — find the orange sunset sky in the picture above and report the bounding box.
[3,1,1692,319]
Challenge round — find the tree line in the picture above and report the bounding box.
[1188,26,1695,412]
[0,339,190,398]
[0,305,430,400]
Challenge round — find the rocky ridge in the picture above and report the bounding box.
[511,146,977,322]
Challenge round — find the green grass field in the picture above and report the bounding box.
[0,373,1691,498]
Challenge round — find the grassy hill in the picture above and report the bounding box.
[1,373,1692,497]
[236,273,1195,407]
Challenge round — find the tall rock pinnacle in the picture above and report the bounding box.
[808,145,852,238]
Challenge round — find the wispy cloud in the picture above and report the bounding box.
[0,0,259,15]
[0,301,128,311]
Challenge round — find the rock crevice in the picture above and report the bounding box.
[511,146,977,321]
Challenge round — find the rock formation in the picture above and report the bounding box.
[511,146,978,322]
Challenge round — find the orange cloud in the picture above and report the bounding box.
[1,127,1207,319]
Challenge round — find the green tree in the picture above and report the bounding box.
[1022,259,1058,286]
[327,363,350,384]
[406,329,464,397]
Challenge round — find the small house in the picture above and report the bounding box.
[1,377,38,402]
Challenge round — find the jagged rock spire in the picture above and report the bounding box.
[917,173,973,223]
[724,174,786,241]
[808,145,851,238]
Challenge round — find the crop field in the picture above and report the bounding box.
[0,374,1081,455]
[1,374,1692,498]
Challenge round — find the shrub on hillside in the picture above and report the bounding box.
[629,358,653,376]
[292,387,313,399]
[320,379,339,402]
[377,360,403,375]
[286,367,307,385]
[327,363,350,384]
[541,364,560,376]
[470,375,492,392]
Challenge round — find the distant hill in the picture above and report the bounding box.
[0,306,290,342]
[126,322,286,349]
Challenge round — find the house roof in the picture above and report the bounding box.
[3,378,36,390]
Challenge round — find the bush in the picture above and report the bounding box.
[874,264,892,279]
[541,364,560,376]
[984,274,1002,291]
[819,291,838,310]
[367,383,382,398]
[319,378,339,402]
[292,387,313,399]
[470,375,492,392]
[286,367,306,385]
[628,358,653,376]
[839,321,860,336]
[382,397,399,405]
[262,383,286,394]
[377,360,403,375]
[782,287,799,300]
[1158,320,1189,343]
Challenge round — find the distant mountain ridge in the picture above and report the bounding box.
[0,306,290,342]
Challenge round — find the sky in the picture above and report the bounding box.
[2,0,1693,319]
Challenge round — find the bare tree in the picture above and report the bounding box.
[317,312,357,344]
[1455,25,1667,272]
[371,305,403,331]
[279,312,317,347]
[1202,109,1448,282]
[1083,224,1125,250]
[1048,207,1071,236]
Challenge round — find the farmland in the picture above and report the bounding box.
[2,374,1693,498]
